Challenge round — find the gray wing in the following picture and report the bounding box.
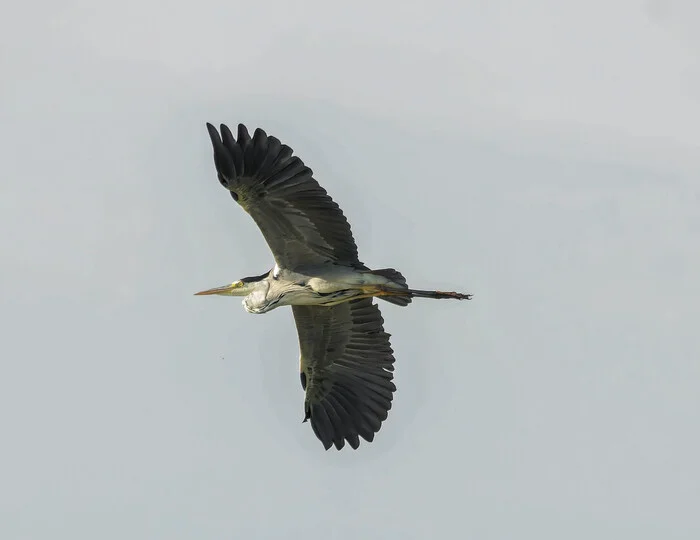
[206,122,363,270]
[292,298,396,450]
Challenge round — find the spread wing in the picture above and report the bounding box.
[206,122,363,270]
[292,299,396,450]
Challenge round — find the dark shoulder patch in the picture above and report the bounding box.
[300,371,307,390]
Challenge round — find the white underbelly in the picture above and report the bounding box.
[306,277,347,294]
[305,273,390,294]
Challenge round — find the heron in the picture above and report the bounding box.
[196,122,472,450]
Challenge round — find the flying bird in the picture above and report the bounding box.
[197,122,472,450]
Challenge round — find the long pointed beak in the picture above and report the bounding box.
[194,283,240,296]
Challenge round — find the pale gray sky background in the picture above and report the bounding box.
[2,0,699,538]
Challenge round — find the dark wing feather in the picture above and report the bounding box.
[292,299,396,450]
[206,122,363,269]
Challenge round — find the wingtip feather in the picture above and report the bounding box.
[237,123,251,145]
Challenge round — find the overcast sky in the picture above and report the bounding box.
[2,1,699,538]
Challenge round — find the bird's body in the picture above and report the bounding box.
[239,265,409,313]
[197,122,471,450]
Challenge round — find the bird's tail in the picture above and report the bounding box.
[366,268,412,306]
[367,269,472,306]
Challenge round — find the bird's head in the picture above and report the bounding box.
[194,271,270,297]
